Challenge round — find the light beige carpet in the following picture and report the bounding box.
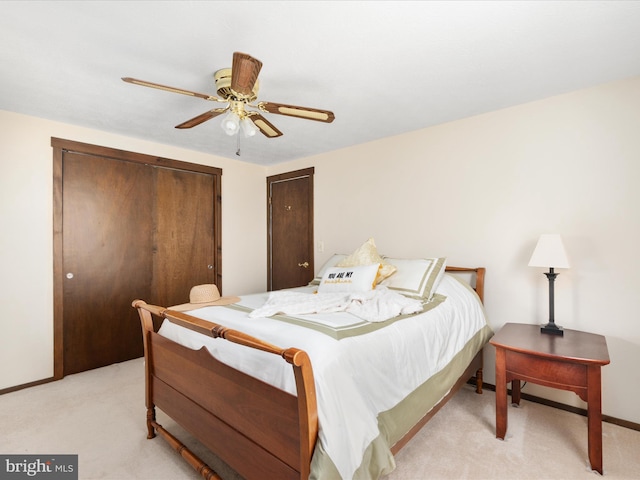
[1,358,638,479]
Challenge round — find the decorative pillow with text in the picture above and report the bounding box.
[309,254,348,285]
[317,263,381,293]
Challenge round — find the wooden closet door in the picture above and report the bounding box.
[62,153,153,375]
[54,138,222,378]
[152,167,216,308]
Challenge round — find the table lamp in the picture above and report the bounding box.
[528,234,570,335]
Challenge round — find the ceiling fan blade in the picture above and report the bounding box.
[259,101,335,123]
[250,113,283,138]
[175,109,226,129]
[231,52,263,96]
[122,77,219,101]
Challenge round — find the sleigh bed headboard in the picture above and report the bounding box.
[446,266,485,304]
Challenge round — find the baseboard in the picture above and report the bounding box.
[0,376,56,396]
[468,378,640,432]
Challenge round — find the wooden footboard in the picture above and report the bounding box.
[132,301,318,480]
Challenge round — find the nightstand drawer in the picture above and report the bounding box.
[505,350,587,388]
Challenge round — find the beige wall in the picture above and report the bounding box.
[270,76,640,424]
[2,75,639,425]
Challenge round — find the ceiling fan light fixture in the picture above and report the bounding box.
[241,117,259,137]
[220,110,240,136]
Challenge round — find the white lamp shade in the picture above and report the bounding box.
[528,234,570,268]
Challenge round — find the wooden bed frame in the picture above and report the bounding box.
[132,266,486,480]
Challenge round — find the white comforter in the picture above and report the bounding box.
[249,286,424,322]
[158,274,487,479]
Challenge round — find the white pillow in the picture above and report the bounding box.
[317,263,380,293]
[309,254,348,285]
[380,257,447,300]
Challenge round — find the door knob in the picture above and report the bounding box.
[298,262,309,268]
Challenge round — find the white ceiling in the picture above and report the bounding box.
[2,1,640,166]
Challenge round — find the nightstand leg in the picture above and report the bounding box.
[587,366,603,474]
[495,347,507,439]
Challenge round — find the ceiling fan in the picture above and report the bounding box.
[122,52,335,140]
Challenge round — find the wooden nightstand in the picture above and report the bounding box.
[490,323,610,474]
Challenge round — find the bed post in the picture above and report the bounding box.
[283,348,318,479]
[474,267,485,394]
[475,368,483,394]
[132,300,157,439]
[474,267,485,305]
[445,267,486,395]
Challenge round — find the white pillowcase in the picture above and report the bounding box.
[380,257,447,300]
[317,263,380,293]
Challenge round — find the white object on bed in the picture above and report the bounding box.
[249,285,423,323]
[159,273,487,479]
[346,286,424,321]
[249,290,350,317]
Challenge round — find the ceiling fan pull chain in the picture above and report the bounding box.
[236,133,241,156]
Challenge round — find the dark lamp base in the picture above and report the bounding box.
[541,322,564,336]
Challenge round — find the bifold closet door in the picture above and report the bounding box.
[151,166,216,308]
[62,152,153,375]
[61,155,217,376]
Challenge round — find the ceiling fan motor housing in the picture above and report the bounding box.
[214,68,259,102]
